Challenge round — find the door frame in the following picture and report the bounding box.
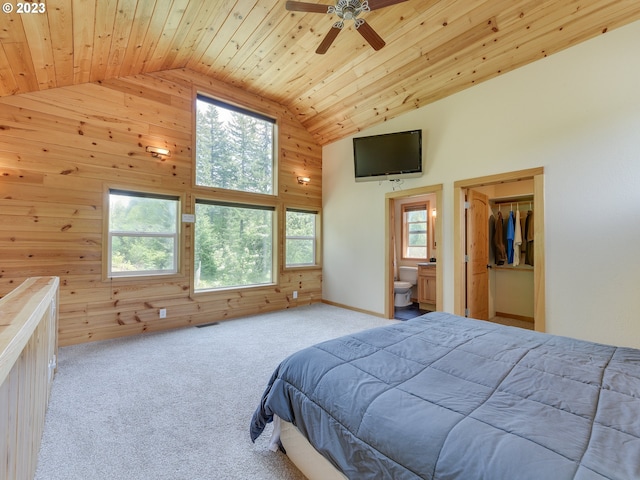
[385,184,443,319]
[453,168,546,331]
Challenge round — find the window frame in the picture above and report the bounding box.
[401,200,430,260]
[194,93,278,196]
[104,188,182,280]
[284,208,321,269]
[193,198,277,293]
[192,92,284,295]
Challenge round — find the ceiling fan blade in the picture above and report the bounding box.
[367,0,409,11]
[285,1,330,13]
[356,20,385,51]
[316,26,341,54]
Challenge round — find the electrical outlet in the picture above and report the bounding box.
[293,291,298,299]
[159,308,167,318]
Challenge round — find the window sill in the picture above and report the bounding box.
[103,272,184,283]
[192,282,278,296]
[283,264,322,272]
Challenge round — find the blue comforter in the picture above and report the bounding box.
[250,312,640,479]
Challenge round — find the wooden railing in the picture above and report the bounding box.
[0,277,59,480]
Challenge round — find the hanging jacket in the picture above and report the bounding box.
[513,209,522,266]
[507,211,515,264]
[525,210,534,266]
[493,211,507,265]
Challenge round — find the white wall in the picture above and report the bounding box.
[322,20,640,348]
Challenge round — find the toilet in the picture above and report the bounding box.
[394,266,418,307]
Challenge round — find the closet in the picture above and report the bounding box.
[489,196,534,323]
[472,181,535,326]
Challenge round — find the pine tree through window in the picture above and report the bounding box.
[194,95,277,291]
[195,95,275,194]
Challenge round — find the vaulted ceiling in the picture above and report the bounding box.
[1,0,639,145]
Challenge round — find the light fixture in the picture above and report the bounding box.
[432,208,437,217]
[329,0,370,27]
[297,176,311,185]
[146,146,171,158]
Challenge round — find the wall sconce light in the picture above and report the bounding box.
[432,208,437,217]
[297,176,311,185]
[146,146,171,158]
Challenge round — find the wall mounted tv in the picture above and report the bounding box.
[353,129,423,182]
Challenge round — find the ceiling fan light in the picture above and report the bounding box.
[294,0,394,54]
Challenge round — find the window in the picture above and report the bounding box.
[108,190,180,277]
[195,94,275,195]
[402,201,429,260]
[194,94,279,291]
[286,209,318,267]
[194,200,274,291]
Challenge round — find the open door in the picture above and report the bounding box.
[454,167,545,332]
[465,189,489,320]
[385,185,444,319]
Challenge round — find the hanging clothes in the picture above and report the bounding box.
[520,213,527,255]
[513,208,522,266]
[493,210,507,265]
[524,210,534,265]
[489,214,496,265]
[506,210,515,264]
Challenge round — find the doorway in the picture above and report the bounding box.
[453,168,546,332]
[385,184,443,320]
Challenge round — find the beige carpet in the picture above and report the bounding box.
[35,303,397,480]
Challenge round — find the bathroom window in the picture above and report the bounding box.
[402,201,429,260]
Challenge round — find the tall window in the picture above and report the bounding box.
[286,209,318,267]
[194,201,274,291]
[195,94,275,195]
[108,190,180,277]
[402,201,429,260]
[194,94,278,291]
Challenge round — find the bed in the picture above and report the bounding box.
[250,311,640,479]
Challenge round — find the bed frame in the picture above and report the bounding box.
[280,418,347,480]
[252,311,640,479]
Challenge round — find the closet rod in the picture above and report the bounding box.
[492,197,533,212]
[492,196,533,206]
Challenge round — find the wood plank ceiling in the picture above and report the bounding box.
[0,0,639,146]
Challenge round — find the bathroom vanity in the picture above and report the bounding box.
[417,263,436,311]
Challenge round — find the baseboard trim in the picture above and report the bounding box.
[321,299,386,319]
[495,311,534,323]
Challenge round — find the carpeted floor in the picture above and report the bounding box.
[35,303,397,480]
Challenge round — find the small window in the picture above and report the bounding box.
[195,94,276,195]
[286,209,318,267]
[402,201,429,260]
[108,190,180,277]
[194,200,274,291]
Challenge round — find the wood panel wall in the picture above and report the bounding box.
[0,68,323,346]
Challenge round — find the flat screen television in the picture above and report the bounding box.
[353,129,423,182]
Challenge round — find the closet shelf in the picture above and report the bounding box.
[491,194,534,206]
[494,265,533,272]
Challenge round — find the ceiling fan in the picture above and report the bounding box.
[285,0,408,54]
